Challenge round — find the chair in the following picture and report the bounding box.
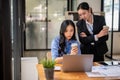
[46,52,52,60]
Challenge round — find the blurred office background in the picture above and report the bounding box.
[0,0,120,80]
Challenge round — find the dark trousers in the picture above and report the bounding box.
[81,45,104,62]
[93,54,104,62]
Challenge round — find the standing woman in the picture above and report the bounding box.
[76,2,109,62]
[51,20,81,64]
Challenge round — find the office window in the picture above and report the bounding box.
[103,0,119,31]
[25,0,47,49]
[25,0,67,50]
[47,0,67,48]
[72,0,78,11]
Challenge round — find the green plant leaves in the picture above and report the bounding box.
[40,59,55,68]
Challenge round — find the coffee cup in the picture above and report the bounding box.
[71,43,78,55]
[71,43,78,48]
[103,25,109,30]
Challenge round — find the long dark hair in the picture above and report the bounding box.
[58,20,76,56]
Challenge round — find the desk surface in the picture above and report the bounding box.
[36,63,119,80]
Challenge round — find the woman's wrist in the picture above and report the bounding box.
[55,57,63,64]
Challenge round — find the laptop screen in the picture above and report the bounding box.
[62,54,93,72]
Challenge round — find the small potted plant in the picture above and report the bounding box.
[40,59,55,80]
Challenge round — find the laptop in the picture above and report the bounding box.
[61,54,93,72]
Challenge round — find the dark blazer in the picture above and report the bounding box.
[76,15,108,56]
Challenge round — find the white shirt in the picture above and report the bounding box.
[85,15,98,45]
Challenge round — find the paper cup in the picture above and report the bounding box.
[71,43,78,48]
[103,25,109,29]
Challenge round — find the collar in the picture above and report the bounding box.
[86,14,94,25]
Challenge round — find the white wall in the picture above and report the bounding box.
[107,32,120,54]
[113,32,120,54]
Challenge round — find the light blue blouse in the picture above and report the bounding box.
[51,36,81,60]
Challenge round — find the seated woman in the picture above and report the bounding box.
[51,20,81,64]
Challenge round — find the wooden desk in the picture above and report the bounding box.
[36,63,120,80]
